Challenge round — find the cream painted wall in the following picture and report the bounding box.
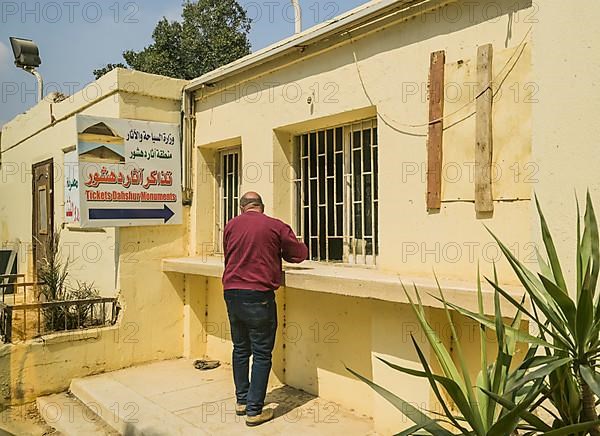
[186,1,538,433]
[0,69,186,295]
[0,69,190,405]
[0,221,188,404]
[284,289,374,411]
[370,301,444,435]
[5,2,599,435]
[532,0,600,291]
[192,0,535,287]
[190,281,460,434]
[0,112,120,293]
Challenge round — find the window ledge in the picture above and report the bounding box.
[161,257,525,316]
[162,256,224,278]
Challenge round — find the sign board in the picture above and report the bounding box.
[76,115,182,227]
[64,149,81,224]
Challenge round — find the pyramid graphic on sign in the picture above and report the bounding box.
[78,122,126,164]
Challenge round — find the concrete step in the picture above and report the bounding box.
[62,359,377,435]
[69,374,208,436]
[36,392,118,436]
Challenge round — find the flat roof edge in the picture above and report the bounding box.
[1,69,187,152]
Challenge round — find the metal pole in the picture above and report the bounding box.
[21,67,43,102]
[291,0,302,34]
[181,88,195,205]
[31,69,44,102]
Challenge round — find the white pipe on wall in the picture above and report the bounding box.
[291,0,302,34]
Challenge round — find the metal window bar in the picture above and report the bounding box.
[216,148,241,252]
[295,129,343,262]
[294,119,378,264]
[347,120,379,265]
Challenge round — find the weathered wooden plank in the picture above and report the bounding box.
[475,44,494,213]
[427,50,445,210]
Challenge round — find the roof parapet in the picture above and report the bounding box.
[184,0,441,92]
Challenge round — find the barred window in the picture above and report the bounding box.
[216,148,241,251]
[293,119,379,264]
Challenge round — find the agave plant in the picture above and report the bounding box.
[347,270,561,435]
[445,193,600,435]
[348,193,600,435]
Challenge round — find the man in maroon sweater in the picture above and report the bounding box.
[223,191,308,426]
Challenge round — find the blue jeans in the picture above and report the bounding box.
[224,290,277,416]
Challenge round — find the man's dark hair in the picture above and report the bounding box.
[240,192,263,208]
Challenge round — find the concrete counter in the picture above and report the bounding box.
[161,256,525,317]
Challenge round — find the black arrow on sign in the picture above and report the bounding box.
[88,205,175,223]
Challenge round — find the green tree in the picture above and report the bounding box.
[92,63,127,80]
[94,0,251,80]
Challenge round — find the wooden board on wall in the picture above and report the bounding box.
[441,44,532,203]
[427,50,445,210]
[475,44,494,213]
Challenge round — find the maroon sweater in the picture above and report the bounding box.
[222,211,308,291]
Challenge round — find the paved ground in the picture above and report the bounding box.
[70,358,377,435]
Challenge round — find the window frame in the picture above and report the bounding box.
[215,146,242,253]
[293,118,379,265]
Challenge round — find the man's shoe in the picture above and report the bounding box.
[236,403,247,416]
[245,408,274,426]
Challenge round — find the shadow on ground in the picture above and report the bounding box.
[265,385,315,417]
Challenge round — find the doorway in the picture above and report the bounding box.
[32,159,54,280]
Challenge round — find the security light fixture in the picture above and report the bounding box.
[9,37,43,102]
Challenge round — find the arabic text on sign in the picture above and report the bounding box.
[130,147,173,160]
[126,129,176,146]
[84,167,174,190]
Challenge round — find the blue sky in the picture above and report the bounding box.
[0,0,369,127]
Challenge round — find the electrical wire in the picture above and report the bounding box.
[350,25,533,136]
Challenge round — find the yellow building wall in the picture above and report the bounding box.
[0,221,188,404]
[192,0,535,285]
[188,279,458,435]
[0,69,190,405]
[284,289,374,413]
[186,1,537,433]
[5,1,599,435]
[532,0,600,291]
[0,69,186,294]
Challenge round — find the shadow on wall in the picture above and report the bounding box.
[197,278,505,420]
[199,282,377,407]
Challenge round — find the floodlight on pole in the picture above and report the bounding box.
[9,37,43,102]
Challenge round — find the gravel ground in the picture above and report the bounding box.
[0,403,58,436]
